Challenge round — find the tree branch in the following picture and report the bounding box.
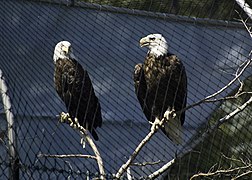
[182,58,251,113]
[115,115,172,179]
[37,153,97,160]
[59,113,106,180]
[131,160,161,167]
[234,170,252,179]
[186,10,252,180]
[235,0,252,20]
[190,165,252,179]
[146,95,252,179]
[190,155,252,180]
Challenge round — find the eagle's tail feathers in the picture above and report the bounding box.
[164,117,183,145]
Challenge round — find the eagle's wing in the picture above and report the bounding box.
[57,61,77,106]
[178,63,187,125]
[133,63,153,122]
[167,55,187,125]
[161,55,187,144]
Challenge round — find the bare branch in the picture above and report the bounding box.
[236,10,252,39]
[190,164,252,180]
[177,15,252,179]
[235,0,252,20]
[146,96,252,179]
[147,159,175,179]
[115,115,171,179]
[202,91,252,103]
[37,153,97,160]
[221,153,244,164]
[131,160,161,167]
[234,170,252,179]
[60,113,106,180]
[181,58,251,113]
[190,155,252,180]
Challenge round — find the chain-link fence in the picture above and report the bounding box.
[0,0,252,179]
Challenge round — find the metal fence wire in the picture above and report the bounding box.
[0,0,252,179]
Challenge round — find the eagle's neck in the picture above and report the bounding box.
[53,53,76,64]
[148,44,168,58]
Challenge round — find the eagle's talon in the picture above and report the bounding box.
[59,112,70,123]
[164,109,176,121]
[151,118,162,131]
[81,137,86,149]
[74,117,79,124]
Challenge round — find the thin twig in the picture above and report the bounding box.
[180,58,251,113]
[190,164,252,179]
[221,153,244,164]
[37,153,97,160]
[131,160,161,167]
[233,170,252,179]
[190,165,251,180]
[204,92,252,103]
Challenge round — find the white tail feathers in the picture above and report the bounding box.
[164,117,183,145]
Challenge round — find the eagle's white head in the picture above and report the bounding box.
[139,34,168,57]
[53,41,75,63]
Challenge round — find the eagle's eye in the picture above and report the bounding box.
[149,37,155,41]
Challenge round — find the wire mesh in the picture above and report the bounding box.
[0,0,252,179]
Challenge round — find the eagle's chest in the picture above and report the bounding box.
[143,58,172,88]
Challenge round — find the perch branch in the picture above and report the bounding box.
[146,96,252,179]
[60,113,106,180]
[115,112,174,179]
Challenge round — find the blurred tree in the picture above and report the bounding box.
[81,0,252,21]
[166,75,252,179]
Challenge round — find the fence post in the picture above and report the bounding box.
[0,69,19,180]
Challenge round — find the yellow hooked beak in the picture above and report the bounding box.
[139,37,149,47]
[62,45,69,54]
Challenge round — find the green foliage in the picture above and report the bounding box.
[167,75,252,179]
[80,0,252,21]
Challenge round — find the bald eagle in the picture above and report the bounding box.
[134,34,187,144]
[53,41,102,141]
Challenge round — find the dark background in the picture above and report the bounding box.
[0,0,251,178]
